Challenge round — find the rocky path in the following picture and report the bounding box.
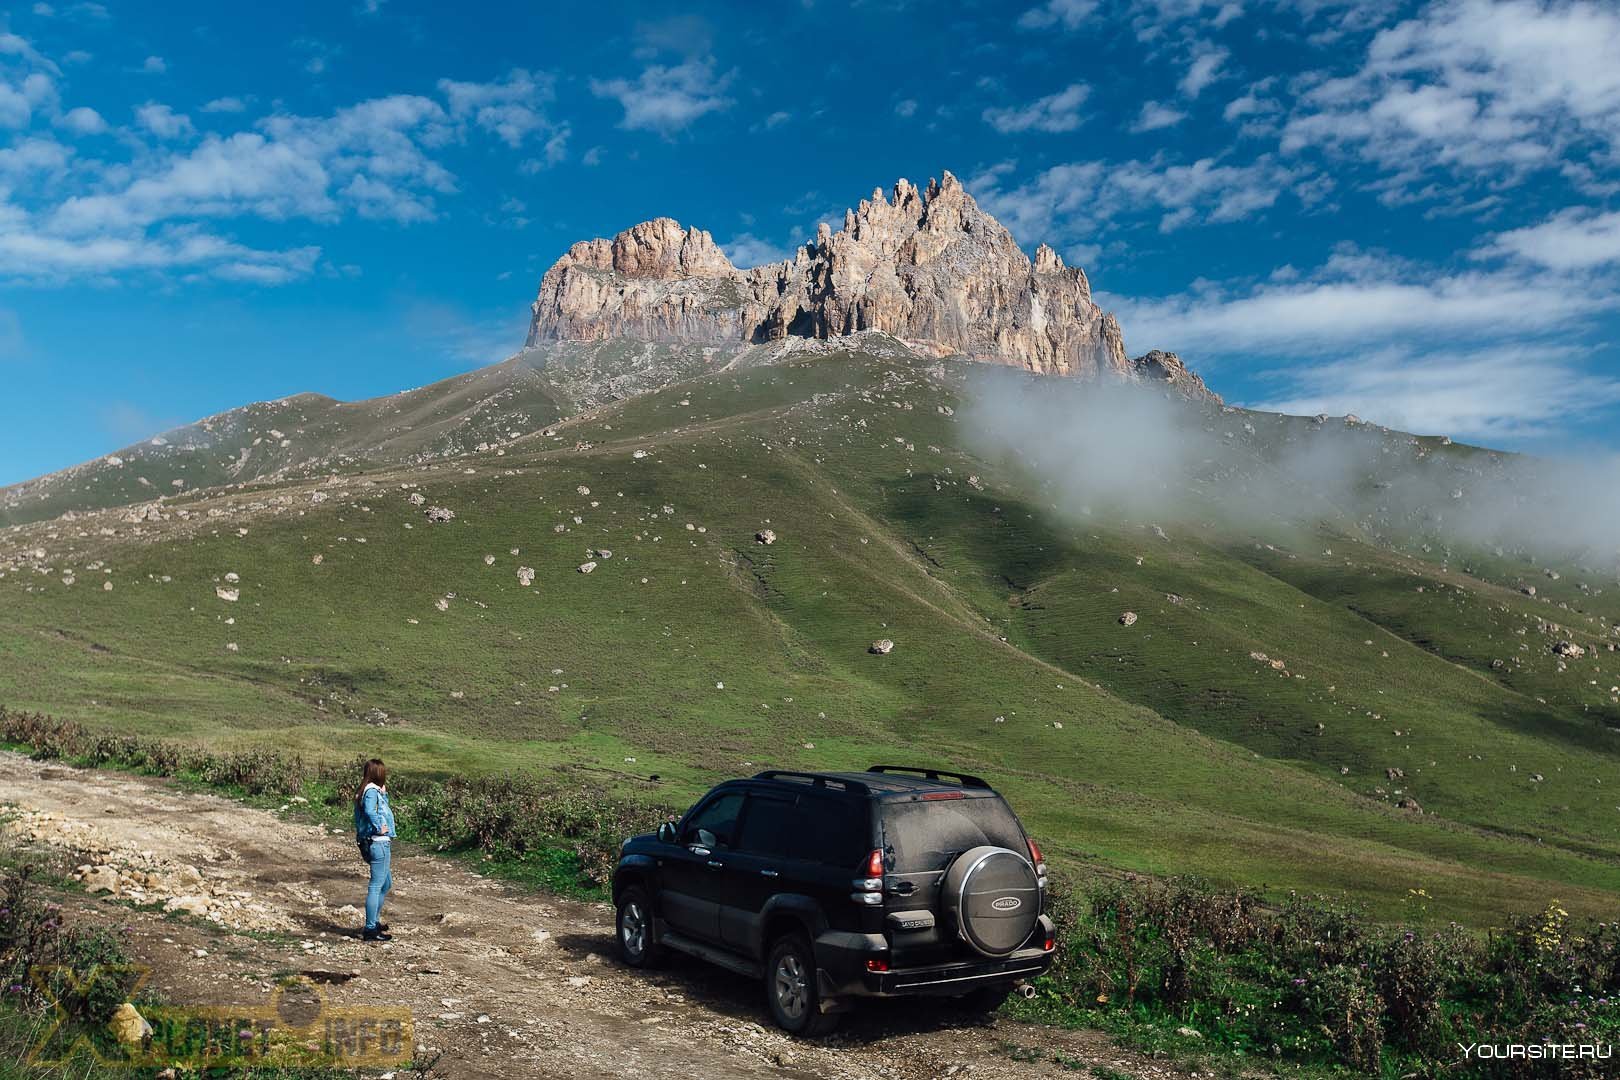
[0,753,1191,1080]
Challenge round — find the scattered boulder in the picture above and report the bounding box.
[215,587,239,602]
[517,566,536,586]
[424,506,456,523]
[1396,797,1423,814]
[870,638,895,655]
[756,529,776,545]
[79,865,120,894]
[109,1003,153,1046]
[164,895,212,918]
[1552,641,1587,659]
[407,492,426,506]
[1118,611,1138,627]
[1386,767,1404,781]
[578,561,597,574]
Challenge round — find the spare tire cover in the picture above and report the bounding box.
[942,845,1040,957]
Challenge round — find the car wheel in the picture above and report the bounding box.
[615,886,662,968]
[765,933,839,1036]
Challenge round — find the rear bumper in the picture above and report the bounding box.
[814,914,1055,999]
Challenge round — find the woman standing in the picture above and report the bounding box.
[353,758,396,942]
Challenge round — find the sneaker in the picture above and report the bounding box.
[362,929,392,942]
[376,922,390,933]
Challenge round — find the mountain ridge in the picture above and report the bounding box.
[527,170,1216,399]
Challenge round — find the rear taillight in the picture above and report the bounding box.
[865,958,889,972]
[851,849,886,904]
[1028,837,1048,887]
[1043,935,1055,952]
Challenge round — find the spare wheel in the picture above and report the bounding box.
[942,844,1040,957]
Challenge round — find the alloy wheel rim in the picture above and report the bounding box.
[775,953,807,1019]
[621,901,645,956]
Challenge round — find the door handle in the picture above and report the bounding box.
[706,860,724,869]
[760,869,779,878]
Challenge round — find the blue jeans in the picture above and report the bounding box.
[364,839,392,932]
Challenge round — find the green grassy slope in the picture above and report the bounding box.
[2,345,1617,925]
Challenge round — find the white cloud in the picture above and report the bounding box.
[1111,257,1616,357]
[134,102,194,140]
[1131,101,1187,132]
[1017,0,1098,31]
[1475,207,1620,270]
[983,83,1089,134]
[57,105,105,134]
[140,55,166,74]
[1178,44,1228,99]
[894,99,918,119]
[201,97,246,114]
[973,154,1311,242]
[1244,345,1620,441]
[0,219,319,283]
[762,110,790,129]
[591,58,734,134]
[1282,0,1620,189]
[0,70,545,287]
[439,68,554,147]
[1130,0,1243,41]
[722,233,789,268]
[0,136,70,181]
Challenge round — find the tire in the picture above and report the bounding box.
[615,886,662,968]
[765,933,839,1037]
[956,984,1013,1015]
[942,845,1040,957]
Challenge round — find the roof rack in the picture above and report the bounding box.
[866,765,990,789]
[752,770,870,795]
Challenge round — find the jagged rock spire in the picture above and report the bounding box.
[527,171,1205,393]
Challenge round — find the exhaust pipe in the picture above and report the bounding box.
[1013,981,1038,1000]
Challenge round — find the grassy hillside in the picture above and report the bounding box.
[2,342,1617,925]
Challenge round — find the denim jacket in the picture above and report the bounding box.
[354,783,396,842]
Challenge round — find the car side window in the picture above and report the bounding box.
[736,794,804,858]
[684,792,745,849]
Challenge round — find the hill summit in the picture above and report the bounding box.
[528,170,1214,399]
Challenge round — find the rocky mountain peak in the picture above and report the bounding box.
[527,171,1210,397]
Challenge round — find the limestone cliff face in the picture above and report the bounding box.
[528,171,1205,393]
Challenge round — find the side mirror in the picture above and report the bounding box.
[656,821,678,845]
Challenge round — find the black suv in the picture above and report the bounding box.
[611,766,1055,1035]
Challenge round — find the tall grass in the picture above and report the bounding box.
[1021,875,1620,1078]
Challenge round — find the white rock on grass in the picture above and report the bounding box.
[216,587,239,602]
[578,561,597,574]
[756,529,777,545]
[484,554,496,566]
[869,638,895,655]
[1119,611,1138,627]
[517,566,536,586]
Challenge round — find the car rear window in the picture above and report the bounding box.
[881,796,1025,873]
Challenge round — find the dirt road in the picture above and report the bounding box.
[0,752,1187,1080]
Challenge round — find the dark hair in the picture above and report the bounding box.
[354,758,387,809]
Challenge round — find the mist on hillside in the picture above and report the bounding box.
[957,370,1620,573]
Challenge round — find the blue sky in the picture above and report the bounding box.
[2,0,1618,485]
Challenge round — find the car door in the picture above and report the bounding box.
[720,791,804,953]
[660,790,744,943]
